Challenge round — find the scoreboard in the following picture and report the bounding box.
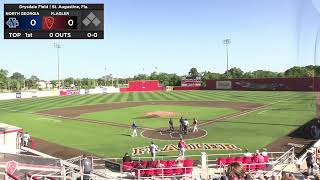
[4,4,104,39]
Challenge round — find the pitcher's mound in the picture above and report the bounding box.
[144,111,176,118]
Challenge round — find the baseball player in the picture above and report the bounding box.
[131,122,138,137]
[179,117,183,131]
[22,132,31,147]
[169,118,174,131]
[178,138,187,157]
[183,119,189,134]
[192,118,198,132]
[149,141,158,161]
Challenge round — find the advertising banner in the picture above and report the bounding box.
[216,81,232,90]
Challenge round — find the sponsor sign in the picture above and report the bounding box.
[132,143,241,156]
[15,92,21,99]
[59,90,80,96]
[216,81,232,90]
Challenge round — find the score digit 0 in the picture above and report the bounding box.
[30,19,37,27]
[68,19,74,27]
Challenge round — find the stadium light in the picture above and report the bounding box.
[104,67,107,86]
[54,43,61,90]
[223,38,231,78]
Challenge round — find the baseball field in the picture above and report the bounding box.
[0,90,316,158]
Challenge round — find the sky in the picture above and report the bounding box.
[0,0,320,80]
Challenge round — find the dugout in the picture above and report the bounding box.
[0,123,22,154]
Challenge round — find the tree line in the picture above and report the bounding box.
[0,65,319,92]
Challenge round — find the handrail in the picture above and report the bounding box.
[6,172,20,180]
[102,151,287,162]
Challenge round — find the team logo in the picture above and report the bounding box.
[6,17,19,28]
[132,143,242,156]
[45,16,55,29]
[6,161,18,175]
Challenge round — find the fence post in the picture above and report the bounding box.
[201,152,207,169]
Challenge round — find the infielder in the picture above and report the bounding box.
[149,141,158,161]
[169,118,174,131]
[192,118,198,132]
[131,122,138,137]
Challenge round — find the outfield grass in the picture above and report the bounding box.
[0,90,304,112]
[80,105,238,128]
[0,91,316,158]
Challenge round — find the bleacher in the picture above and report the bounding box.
[122,159,194,178]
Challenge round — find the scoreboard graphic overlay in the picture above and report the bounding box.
[4,4,104,39]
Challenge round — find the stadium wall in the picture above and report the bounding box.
[120,80,164,92]
[205,77,320,91]
[173,86,203,90]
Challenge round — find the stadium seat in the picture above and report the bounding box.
[183,159,193,167]
[235,157,244,163]
[151,160,157,167]
[263,156,269,162]
[144,169,155,176]
[246,164,256,171]
[141,161,148,167]
[122,162,133,171]
[134,169,145,177]
[226,157,236,164]
[252,156,259,163]
[217,158,227,165]
[160,160,167,166]
[131,161,138,167]
[167,160,175,167]
[154,168,164,176]
[184,167,193,174]
[243,156,252,164]
[163,168,173,176]
[257,164,266,170]
[173,167,183,175]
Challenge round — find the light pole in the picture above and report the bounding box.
[54,43,61,89]
[223,39,231,78]
[104,67,107,86]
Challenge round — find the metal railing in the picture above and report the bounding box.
[209,148,296,178]
[104,154,201,164]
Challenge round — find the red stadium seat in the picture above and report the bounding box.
[184,167,193,174]
[154,168,164,176]
[243,156,252,164]
[141,161,148,167]
[257,164,266,170]
[235,157,244,163]
[263,156,269,163]
[167,160,175,167]
[183,159,193,167]
[122,162,132,171]
[226,157,236,164]
[160,160,167,166]
[144,169,154,176]
[252,156,259,163]
[173,168,183,175]
[131,161,138,167]
[217,158,227,165]
[134,169,145,177]
[163,168,173,176]
[246,164,256,171]
[151,161,157,167]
